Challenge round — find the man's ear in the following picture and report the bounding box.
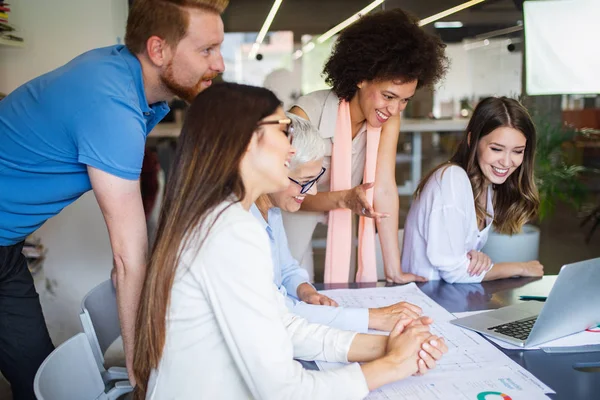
[145,36,171,67]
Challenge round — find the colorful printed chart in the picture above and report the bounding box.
[477,391,512,400]
[315,284,555,399]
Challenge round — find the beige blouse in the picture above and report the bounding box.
[282,90,368,277]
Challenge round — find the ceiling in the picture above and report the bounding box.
[221,0,524,43]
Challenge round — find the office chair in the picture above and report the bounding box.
[34,333,133,400]
[80,279,130,385]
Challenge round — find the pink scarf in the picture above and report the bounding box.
[324,100,381,283]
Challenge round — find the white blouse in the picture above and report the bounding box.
[401,165,494,283]
[147,201,370,400]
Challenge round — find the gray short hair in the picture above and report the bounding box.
[286,112,326,170]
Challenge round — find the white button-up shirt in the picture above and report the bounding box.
[402,165,494,283]
[147,201,370,400]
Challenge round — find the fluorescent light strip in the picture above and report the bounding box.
[299,0,484,59]
[474,25,523,40]
[419,0,486,27]
[434,21,464,28]
[248,0,284,59]
[302,42,315,53]
[316,0,384,44]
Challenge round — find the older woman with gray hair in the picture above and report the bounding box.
[251,113,423,332]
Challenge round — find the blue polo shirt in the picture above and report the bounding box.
[0,45,170,245]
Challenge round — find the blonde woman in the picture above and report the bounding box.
[252,113,424,333]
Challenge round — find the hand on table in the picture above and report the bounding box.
[520,260,544,277]
[297,283,339,307]
[467,250,493,277]
[383,317,447,379]
[369,301,422,331]
[385,270,427,284]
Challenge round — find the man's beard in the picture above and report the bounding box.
[160,61,218,104]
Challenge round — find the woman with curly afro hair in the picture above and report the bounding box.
[283,8,448,285]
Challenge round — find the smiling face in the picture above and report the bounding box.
[476,126,527,187]
[249,107,295,195]
[160,8,225,103]
[355,79,418,127]
[268,159,323,212]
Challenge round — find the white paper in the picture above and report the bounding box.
[453,310,600,351]
[366,367,551,400]
[316,284,554,399]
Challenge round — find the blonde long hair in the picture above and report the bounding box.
[415,97,539,234]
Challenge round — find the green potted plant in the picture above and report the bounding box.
[482,110,590,263]
[534,114,588,220]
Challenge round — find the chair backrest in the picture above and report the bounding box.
[34,333,107,400]
[80,280,121,365]
[375,229,404,281]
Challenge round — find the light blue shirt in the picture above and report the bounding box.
[250,204,369,332]
[0,45,170,245]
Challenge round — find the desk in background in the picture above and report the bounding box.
[148,121,181,139]
[314,276,600,400]
[148,118,469,197]
[398,118,467,196]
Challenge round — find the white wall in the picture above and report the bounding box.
[434,39,522,117]
[301,38,335,95]
[0,0,128,93]
[0,0,128,346]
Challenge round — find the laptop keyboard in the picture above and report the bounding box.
[488,316,538,341]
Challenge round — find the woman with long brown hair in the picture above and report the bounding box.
[402,97,544,283]
[133,83,447,399]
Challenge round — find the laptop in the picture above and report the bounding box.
[450,257,600,348]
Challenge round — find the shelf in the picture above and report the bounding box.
[0,36,24,48]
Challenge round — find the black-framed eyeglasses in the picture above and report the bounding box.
[256,118,294,142]
[289,167,326,194]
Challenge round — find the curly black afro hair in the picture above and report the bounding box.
[322,8,449,101]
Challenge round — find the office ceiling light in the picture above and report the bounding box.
[297,0,384,59]
[419,0,486,27]
[434,21,464,28]
[248,0,284,60]
[316,0,385,44]
[302,42,315,53]
[474,25,523,40]
[297,0,484,59]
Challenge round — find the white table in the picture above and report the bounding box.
[397,118,468,195]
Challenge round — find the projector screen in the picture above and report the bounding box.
[524,0,600,95]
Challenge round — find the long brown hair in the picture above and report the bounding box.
[415,97,539,234]
[133,83,281,398]
[125,0,229,54]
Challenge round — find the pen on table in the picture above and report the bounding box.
[519,295,547,301]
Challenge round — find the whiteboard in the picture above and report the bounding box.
[524,0,600,95]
